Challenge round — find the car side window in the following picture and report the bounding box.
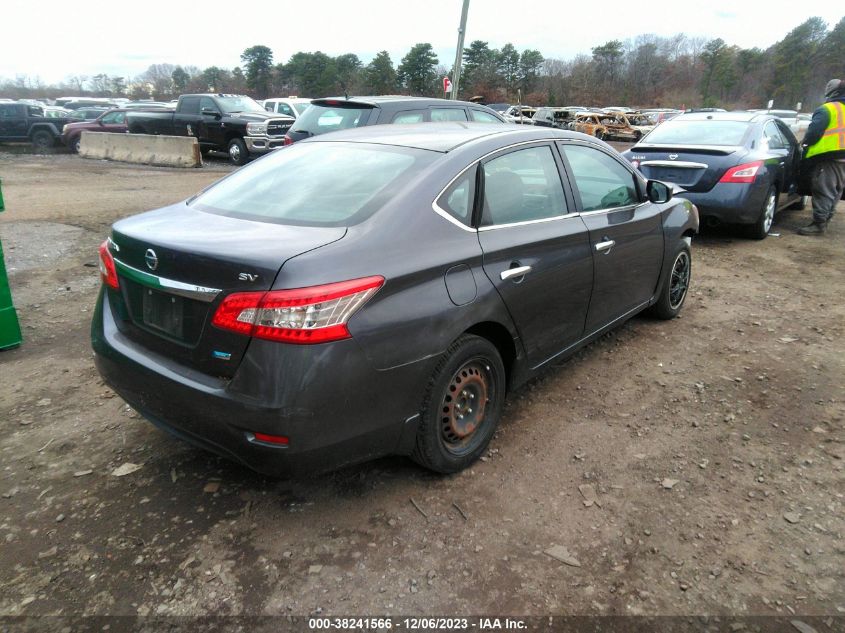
[763,121,786,150]
[392,110,425,124]
[180,97,200,115]
[481,145,568,226]
[470,109,500,123]
[200,97,219,114]
[431,108,468,122]
[0,105,15,118]
[435,165,476,225]
[278,104,294,117]
[264,102,274,112]
[561,144,639,212]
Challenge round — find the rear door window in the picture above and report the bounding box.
[180,97,200,115]
[392,110,426,124]
[561,144,640,212]
[431,108,468,122]
[481,145,568,226]
[435,166,477,225]
[763,121,786,150]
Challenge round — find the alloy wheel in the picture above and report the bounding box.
[669,251,690,310]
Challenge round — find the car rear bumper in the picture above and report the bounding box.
[91,288,429,477]
[245,135,287,155]
[674,181,768,225]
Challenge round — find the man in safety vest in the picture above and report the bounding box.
[798,78,845,235]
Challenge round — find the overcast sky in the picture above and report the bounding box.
[1,1,842,85]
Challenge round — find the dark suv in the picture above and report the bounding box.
[284,96,507,144]
[0,102,74,149]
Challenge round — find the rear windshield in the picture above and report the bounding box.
[642,119,750,146]
[292,102,311,115]
[291,104,372,136]
[190,142,437,227]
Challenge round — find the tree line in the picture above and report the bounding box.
[2,15,843,110]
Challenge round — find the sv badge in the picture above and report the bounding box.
[238,273,259,282]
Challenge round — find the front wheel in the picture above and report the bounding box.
[412,335,505,474]
[649,244,691,320]
[746,186,776,240]
[227,138,248,166]
[70,136,81,153]
[31,130,55,151]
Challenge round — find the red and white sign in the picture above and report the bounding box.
[443,77,452,93]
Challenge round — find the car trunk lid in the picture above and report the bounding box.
[629,144,746,192]
[107,203,346,378]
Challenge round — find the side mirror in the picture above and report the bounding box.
[647,180,673,204]
[201,107,220,118]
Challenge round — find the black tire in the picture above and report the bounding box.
[70,136,81,154]
[649,243,691,320]
[227,138,248,166]
[412,334,506,474]
[596,130,605,141]
[746,186,776,240]
[31,130,55,151]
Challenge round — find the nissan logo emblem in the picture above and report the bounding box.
[145,249,159,271]
[669,154,678,160]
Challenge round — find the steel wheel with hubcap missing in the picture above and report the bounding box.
[413,335,505,473]
[649,243,692,320]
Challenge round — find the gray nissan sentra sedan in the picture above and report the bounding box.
[92,124,699,476]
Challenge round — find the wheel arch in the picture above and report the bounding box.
[463,320,518,390]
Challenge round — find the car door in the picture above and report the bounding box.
[100,111,127,133]
[199,97,226,147]
[558,141,664,333]
[0,104,26,138]
[771,119,802,204]
[476,143,593,367]
[761,120,792,207]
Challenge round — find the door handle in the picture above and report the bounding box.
[500,265,532,281]
[595,239,616,254]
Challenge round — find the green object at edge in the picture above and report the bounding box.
[0,178,23,350]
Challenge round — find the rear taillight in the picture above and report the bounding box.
[283,134,293,146]
[211,276,384,344]
[98,240,119,289]
[719,160,763,184]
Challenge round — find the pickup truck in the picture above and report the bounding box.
[0,102,74,150]
[126,94,294,165]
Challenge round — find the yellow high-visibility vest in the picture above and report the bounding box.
[806,101,845,159]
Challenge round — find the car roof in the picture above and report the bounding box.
[311,96,488,109]
[304,122,590,153]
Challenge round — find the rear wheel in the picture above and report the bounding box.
[746,186,776,240]
[412,335,505,474]
[596,130,606,140]
[227,138,248,166]
[649,244,691,320]
[31,130,55,151]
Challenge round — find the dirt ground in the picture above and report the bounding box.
[0,150,843,622]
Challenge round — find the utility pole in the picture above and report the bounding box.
[451,0,470,100]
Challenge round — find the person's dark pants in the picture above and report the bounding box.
[811,160,845,223]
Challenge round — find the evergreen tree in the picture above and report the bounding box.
[398,43,439,95]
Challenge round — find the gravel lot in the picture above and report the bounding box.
[0,150,843,621]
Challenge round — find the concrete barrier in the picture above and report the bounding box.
[79,131,202,168]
